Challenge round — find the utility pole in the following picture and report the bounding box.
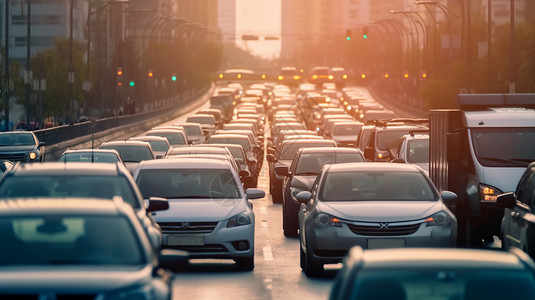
[25,0,32,130]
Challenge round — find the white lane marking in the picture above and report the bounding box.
[261,220,268,230]
[260,206,267,214]
[264,278,273,290]
[263,245,274,261]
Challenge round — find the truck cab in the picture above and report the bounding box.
[430,94,535,246]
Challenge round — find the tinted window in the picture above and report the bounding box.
[59,152,120,163]
[351,269,535,300]
[0,133,36,146]
[408,140,429,163]
[320,171,435,201]
[334,124,362,135]
[101,145,154,161]
[0,215,144,265]
[471,128,535,167]
[280,142,335,160]
[295,153,364,175]
[136,168,241,199]
[147,132,185,146]
[187,116,215,125]
[377,129,412,150]
[0,176,140,209]
[146,140,169,152]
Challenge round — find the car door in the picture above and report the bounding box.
[505,167,535,250]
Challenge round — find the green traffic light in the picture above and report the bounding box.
[171,75,177,82]
[346,36,351,41]
[363,34,367,39]
[129,81,135,87]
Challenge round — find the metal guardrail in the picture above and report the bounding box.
[33,86,210,147]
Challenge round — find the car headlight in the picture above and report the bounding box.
[29,151,39,160]
[290,187,304,201]
[104,283,155,300]
[315,213,341,227]
[479,183,503,202]
[227,211,253,228]
[424,211,450,227]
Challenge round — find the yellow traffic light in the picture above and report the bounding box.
[384,73,389,79]
[404,73,409,79]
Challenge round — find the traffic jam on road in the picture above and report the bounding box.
[1,71,535,299]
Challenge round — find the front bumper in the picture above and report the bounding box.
[306,220,456,265]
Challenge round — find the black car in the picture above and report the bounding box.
[499,161,535,258]
[330,246,535,300]
[276,147,364,237]
[0,132,45,162]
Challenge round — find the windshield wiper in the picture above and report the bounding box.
[478,157,526,167]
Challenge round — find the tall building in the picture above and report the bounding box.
[176,0,218,30]
[281,0,372,63]
[0,0,88,65]
[218,0,236,41]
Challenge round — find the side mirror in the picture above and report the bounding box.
[246,188,266,199]
[159,249,190,271]
[295,191,312,204]
[497,192,517,209]
[275,165,290,176]
[390,158,405,164]
[363,147,374,161]
[147,197,169,212]
[39,141,46,147]
[441,191,457,205]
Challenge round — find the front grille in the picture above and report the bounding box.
[0,153,27,161]
[347,223,421,236]
[159,221,218,234]
[166,244,228,253]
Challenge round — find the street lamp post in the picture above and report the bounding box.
[25,0,31,129]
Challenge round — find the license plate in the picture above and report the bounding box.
[167,235,204,246]
[367,239,405,249]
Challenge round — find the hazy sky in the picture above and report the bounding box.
[235,0,281,59]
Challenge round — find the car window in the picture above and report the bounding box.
[280,142,334,160]
[333,124,361,136]
[136,168,241,199]
[376,129,412,150]
[148,132,185,146]
[0,176,140,209]
[101,145,154,162]
[408,140,429,163]
[295,153,363,175]
[59,152,120,163]
[351,269,535,300]
[0,215,144,265]
[320,171,435,201]
[0,133,36,146]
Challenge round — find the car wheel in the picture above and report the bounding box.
[300,244,306,271]
[271,184,283,204]
[235,255,254,271]
[283,204,298,237]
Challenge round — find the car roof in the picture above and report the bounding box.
[0,198,125,216]
[6,162,125,176]
[63,149,121,154]
[138,157,231,170]
[129,136,169,141]
[351,247,532,270]
[101,140,150,147]
[327,162,421,173]
[299,147,362,154]
[281,139,335,146]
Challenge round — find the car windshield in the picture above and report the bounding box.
[59,152,120,163]
[471,128,535,167]
[101,145,154,162]
[0,176,140,209]
[146,140,169,152]
[209,137,251,151]
[136,168,241,199]
[147,132,186,146]
[408,139,429,163]
[187,116,215,125]
[321,171,435,201]
[183,126,202,136]
[377,129,413,150]
[280,142,334,160]
[333,124,362,135]
[295,153,364,175]
[0,215,144,266]
[351,269,535,300]
[0,133,35,146]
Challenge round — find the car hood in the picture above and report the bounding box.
[124,162,140,173]
[152,198,248,222]
[318,200,443,222]
[290,175,317,191]
[0,145,36,152]
[0,265,153,292]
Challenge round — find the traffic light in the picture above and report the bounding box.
[147,69,154,78]
[116,67,123,86]
[362,27,368,39]
[129,80,135,87]
[345,29,352,41]
[171,73,177,82]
